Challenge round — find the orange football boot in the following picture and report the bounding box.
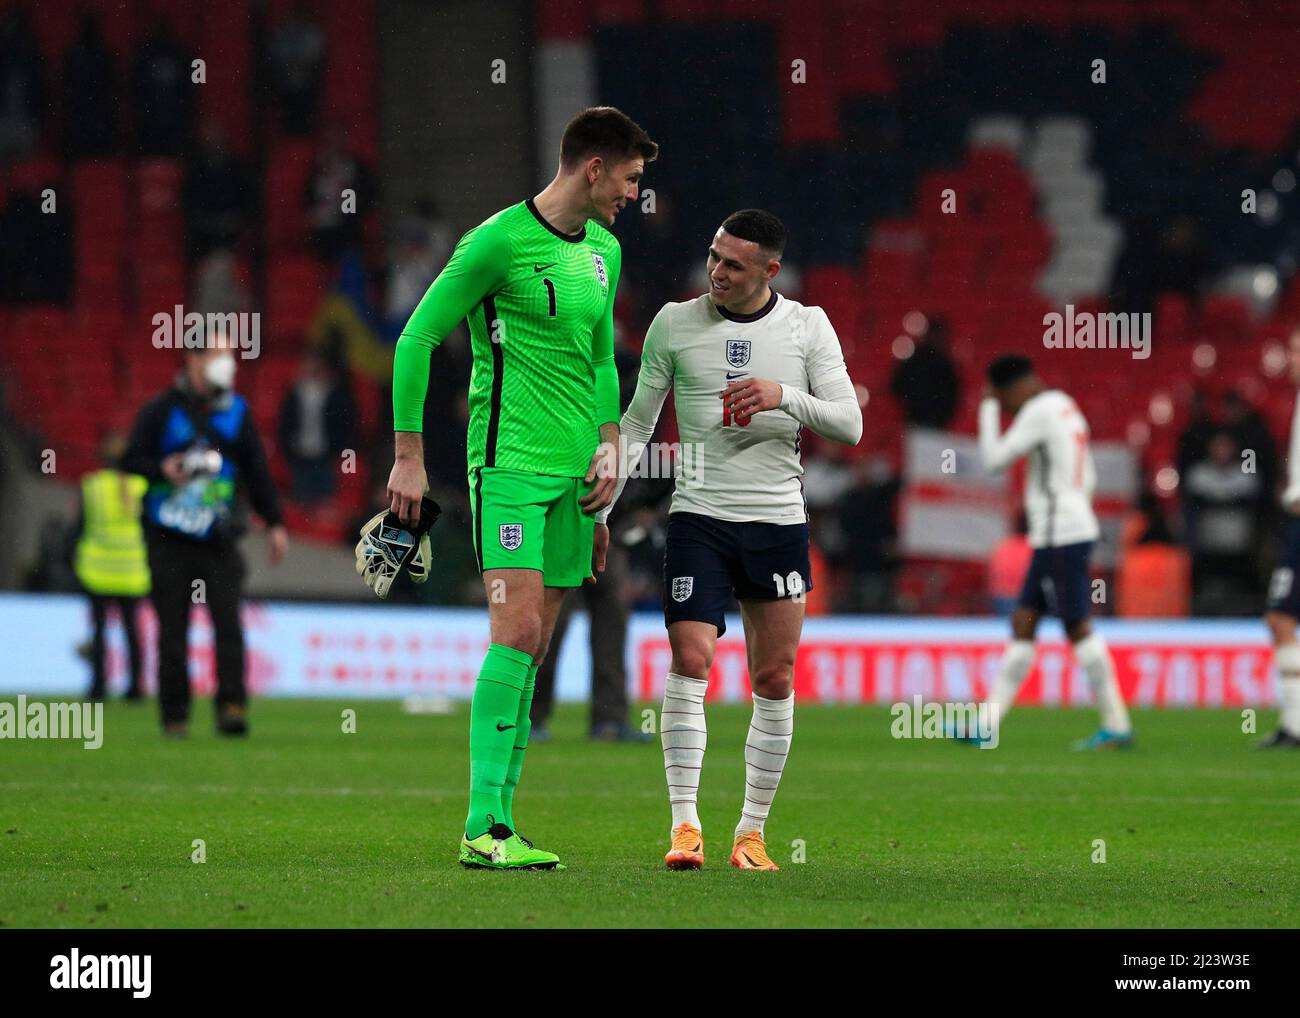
[729,830,779,870]
[665,823,704,870]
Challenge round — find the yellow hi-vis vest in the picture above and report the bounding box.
[75,469,151,596]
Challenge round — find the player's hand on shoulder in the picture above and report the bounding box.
[720,377,783,421]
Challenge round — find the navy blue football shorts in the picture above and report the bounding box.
[1266,517,1300,619]
[1017,540,1095,626]
[662,511,812,637]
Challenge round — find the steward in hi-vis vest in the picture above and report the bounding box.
[76,433,150,702]
[75,468,150,598]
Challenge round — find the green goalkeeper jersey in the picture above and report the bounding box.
[393,199,622,478]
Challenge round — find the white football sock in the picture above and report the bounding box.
[661,672,708,832]
[1274,643,1300,735]
[736,692,794,838]
[1075,633,1132,734]
[987,640,1035,725]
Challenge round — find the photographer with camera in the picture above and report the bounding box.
[123,342,287,737]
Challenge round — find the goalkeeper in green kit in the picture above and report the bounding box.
[385,107,657,869]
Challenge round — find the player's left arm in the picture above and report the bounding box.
[979,396,1043,473]
[781,308,862,444]
[723,308,863,445]
[580,243,622,515]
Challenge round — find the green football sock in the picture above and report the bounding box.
[500,663,538,830]
[465,643,532,837]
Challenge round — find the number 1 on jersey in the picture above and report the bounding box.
[542,278,556,317]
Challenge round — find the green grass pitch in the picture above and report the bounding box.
[1,698,1297,928]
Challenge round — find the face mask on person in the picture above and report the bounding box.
[204,353,237,391]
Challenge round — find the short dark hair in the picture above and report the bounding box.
[559,106,658,170]
[720,209,786,259]
[987,354,1034,389]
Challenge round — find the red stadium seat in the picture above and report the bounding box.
[83,0,138,64]
[141,0,202,49]
[320,0,379,163]
[134,257,187,313]
[29,2,78,59]
[778,0,838,145]
[8,155,62,194]
[266,256,329,348]
[195,1,253,156]
[265,140,316,255]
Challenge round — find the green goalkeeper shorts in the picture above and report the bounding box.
[468,466,596,587]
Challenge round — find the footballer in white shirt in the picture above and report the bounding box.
[598,209,862,870]
[975,355,1134,750]
[1260,328,1300,748]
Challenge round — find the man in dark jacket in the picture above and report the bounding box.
[889,317,959,430]
[123,344,287,737]
[277,347,357,505]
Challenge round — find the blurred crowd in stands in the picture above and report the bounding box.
[3,2,1300,619]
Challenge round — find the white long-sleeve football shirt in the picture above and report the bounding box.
[1283,388,1300,509]
[599,291,861,525]
[978,389,1100,548]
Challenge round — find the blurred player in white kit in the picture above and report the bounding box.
[974,355,1134,750]
[1258,328,1300,748]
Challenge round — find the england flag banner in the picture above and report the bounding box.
[900,427,1135,566]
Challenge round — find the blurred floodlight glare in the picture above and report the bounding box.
[902,310,928,336]
[1262,342,1287,376]
[1253,268,1279,298]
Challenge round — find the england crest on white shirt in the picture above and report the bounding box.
[500,523,523,550]
[591,252,607,288]
[726,338,751,368]
[671,576,694,602]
